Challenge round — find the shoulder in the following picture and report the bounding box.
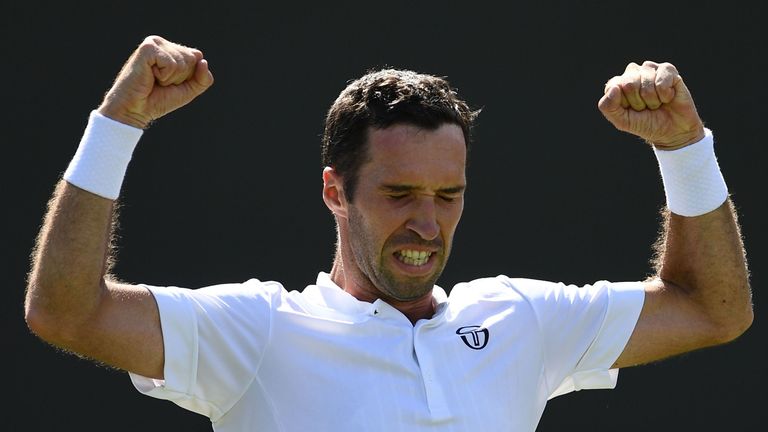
[143,278,290,313]
[449,276,643,310]
[196,278,287,298]
[449,275,563,302]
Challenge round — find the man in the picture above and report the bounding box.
[25,35,752,431]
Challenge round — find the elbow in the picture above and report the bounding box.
[25,301,80,349]
[25,306,51,342]
[24,280,84,346]
[710,297,754,345]
[24,282,59,344]
[721,305,754,343]
[713,318,752,346]
[726,279,755,342]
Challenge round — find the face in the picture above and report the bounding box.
[342,123,466,302]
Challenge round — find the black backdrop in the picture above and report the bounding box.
[6,1,766,431]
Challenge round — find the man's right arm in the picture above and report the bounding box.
[26,181,167,378]
[24,36,214,379]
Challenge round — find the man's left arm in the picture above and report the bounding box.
[597,61,753,368]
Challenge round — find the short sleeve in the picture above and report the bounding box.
[501,277,645,399]
[129,279,283,420]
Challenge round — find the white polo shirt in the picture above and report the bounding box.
[130,273,644,431]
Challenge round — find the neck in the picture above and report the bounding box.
[329,251,436,324]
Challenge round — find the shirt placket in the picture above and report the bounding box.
[413,323,451,421]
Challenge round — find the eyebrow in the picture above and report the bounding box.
[380,184,466,194]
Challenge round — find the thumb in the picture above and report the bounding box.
[671,75,695,107]
[597,85,627,129]
[161,58,214,109]
[176,58,214,103]
[190,59,214,93]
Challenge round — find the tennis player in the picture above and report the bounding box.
[25,35,753,431]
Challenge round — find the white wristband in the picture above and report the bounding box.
[654,128,728,217]
[63,110,143,200]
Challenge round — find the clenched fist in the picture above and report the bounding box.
[598,61,704,150]
[98,35,214,129]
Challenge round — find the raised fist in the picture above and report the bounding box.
[98,35,214,129]
[598,61,704,149]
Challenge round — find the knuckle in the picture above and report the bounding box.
[640,75,656,90]
[142,35,164,46]
[621,79,638,94]
[180,52,196,65]
[138,39,162,55]
[639,85,655,98]
[186,51,201,63]
[624,62,640,72]
[661,62,679,73]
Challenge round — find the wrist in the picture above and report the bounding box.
[98,99,151,130]
[651,125,706,150]
[653,128,728,217]
[63,110,143,200]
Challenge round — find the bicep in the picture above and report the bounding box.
[613,278,722,369]
[77,280,165,379]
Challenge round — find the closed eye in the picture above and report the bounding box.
[387,193,409,200]
[380,184,465,202]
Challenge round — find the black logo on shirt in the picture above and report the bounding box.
[456,325,490,350]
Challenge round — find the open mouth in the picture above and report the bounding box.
[396,249,433,266]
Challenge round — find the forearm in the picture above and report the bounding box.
[602,62,753,367]
[24,37,211,376]
[25,181,116,341]
[654,200,752,339]
[649,127,753,340]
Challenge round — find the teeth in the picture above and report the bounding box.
[397,250,432,266]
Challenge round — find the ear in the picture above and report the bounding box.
[322,166,348,218]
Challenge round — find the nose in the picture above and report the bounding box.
[405,196,440,241]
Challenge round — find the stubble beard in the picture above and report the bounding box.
[347,207,448,302]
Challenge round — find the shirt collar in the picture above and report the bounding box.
[303,272,449,319]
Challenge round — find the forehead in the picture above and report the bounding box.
[361,123,467,185]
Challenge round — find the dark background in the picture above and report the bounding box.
[5,1,766,431]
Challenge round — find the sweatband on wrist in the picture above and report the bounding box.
[63,110,143,200]
[653,128,728,217]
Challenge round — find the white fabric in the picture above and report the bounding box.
[63,111,142,200]
[654,128,728,217]
[130,274,644,431]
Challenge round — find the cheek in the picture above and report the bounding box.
[441,203,464,233]
[354,204,402,244]
[368,202,410,232]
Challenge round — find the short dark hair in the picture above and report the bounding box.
[321,68,480,201]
